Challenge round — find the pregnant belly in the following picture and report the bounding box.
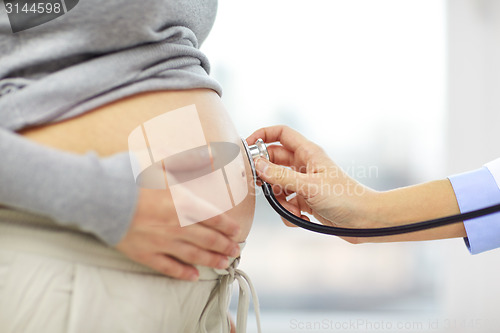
[20,89,255,242]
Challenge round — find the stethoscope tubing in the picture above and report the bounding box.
[261,182,500,237]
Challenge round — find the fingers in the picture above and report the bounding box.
[254,158,312,197]
[280,216,299,227]
[200,213,241,240]
[120,222,239,278]
[275,192,308,228]
[276,193,301,216]
[247,125,309,153]
[163,240,232,270]
[277,197,301,228]
[289,193,314,215]
[266,145,295,167]
[148,254,200,281]
[180,224,241,258]
[247,125,329,170]
[173,186,240,239]
[247,125,308,151]
[119,188,242,281]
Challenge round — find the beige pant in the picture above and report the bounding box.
[0,209,260,333]
[0,249,229,333]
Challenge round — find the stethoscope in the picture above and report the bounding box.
[243,139,500,237]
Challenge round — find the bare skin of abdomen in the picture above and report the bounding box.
[20,89,255,243]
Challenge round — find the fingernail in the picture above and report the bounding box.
[188,272,199,281]
[255,158,269,174]
[231,247,240,258]
[218,257,229,269]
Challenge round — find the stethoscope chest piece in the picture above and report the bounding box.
[242,138,270,182]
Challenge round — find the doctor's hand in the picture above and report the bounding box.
[247,125,465,244]
[247,126,379,238]
[115,187,241,281]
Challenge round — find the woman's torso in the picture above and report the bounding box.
[19,89,256,242]
[1,0,254,241]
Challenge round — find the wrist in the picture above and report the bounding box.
[365,179,465,242]
[354,188,387,228]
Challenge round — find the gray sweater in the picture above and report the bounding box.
[0,0,221,245]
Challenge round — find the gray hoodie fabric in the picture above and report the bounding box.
[0,0,221,245]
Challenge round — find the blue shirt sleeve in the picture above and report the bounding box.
[448,164,500,254]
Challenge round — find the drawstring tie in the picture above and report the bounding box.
[200,257,262,333]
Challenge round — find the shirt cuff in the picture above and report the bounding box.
[448,166,500,254]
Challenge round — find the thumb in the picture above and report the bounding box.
[254,158,311,197]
